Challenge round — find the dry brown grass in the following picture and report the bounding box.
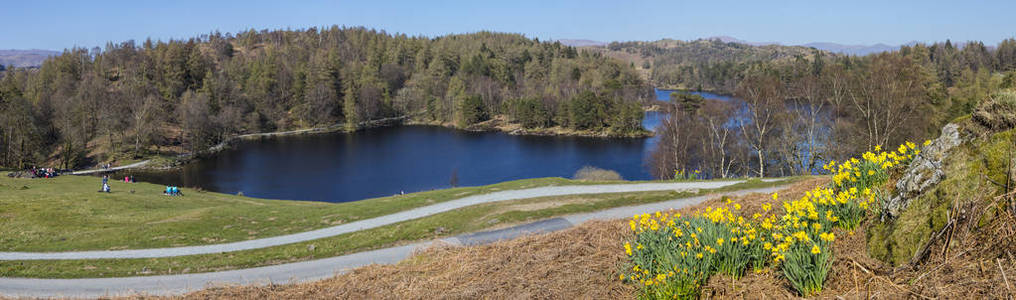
[118,177,1016,299]
[171,220,633,300]
[572,166,624,181]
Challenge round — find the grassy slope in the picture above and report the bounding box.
[0,178,797,278]
[0,175,614,252]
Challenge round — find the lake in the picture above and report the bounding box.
[124,89,732,202]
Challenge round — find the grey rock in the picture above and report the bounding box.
[884,123,962,220]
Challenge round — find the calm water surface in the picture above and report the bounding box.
[126,90,731,202]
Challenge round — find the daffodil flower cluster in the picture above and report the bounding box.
[825,141,919,191]
[622,141,928,298]
[770,191,837,296]
[773,141,925,296]
[624,209,713,298]
[820,141,925,228]
[622,198,764,298]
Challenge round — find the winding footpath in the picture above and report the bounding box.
[69,160,151,175]
[0,180,787,298]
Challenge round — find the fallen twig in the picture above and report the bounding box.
[873,275,933,300]
[849,258,872,274]
[999,258,1012,297]
[910,219,954,266]
[851,258,932,300]
[913,249,971,285]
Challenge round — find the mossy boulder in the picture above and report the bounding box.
[883,124,961,220]
[868,173,966,265]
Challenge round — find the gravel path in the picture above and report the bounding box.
[0,180,765,260]
[69,160,151,175]
[0,185,786,298]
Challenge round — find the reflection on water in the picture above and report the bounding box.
[119,89,733,203]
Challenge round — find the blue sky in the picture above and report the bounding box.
[2,0,1014,50]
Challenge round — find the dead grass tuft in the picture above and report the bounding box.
[572,166,623,181]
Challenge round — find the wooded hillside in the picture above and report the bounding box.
[0,28,652,169]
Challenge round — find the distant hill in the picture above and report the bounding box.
[556,39,607,47]
[801,42,901,56]
[588,38,824,92]
[564,35,922,91]
[704,36,911,56]
[0,49,60,68]
[560,36,912,56]
[705,36,779,46]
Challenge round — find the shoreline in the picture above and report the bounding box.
[653,86,736,97]
[153,116,409,170]
[125,114,653,171]
[407,115,654,139]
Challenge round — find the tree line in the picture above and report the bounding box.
[0,27,652,169]
[600,38,821,93]
[649,39,1016,179]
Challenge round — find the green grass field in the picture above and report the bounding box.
[0,173,798,278]
[0,176,796,278]
[0,175,605,252]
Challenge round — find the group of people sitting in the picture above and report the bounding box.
[164,186,183,196]
[29,167,58,178]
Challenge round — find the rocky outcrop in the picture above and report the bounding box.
[883,123,963,220]
[870,94,1016,266]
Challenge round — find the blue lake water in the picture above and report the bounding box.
[127,90,733,202]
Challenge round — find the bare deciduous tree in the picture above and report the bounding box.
[846,54,931,149]
[735,71,785,177]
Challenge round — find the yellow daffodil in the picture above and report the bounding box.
[820,232,835,242]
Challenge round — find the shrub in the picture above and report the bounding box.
[973,90,1016,130]
[573,166,622,181]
